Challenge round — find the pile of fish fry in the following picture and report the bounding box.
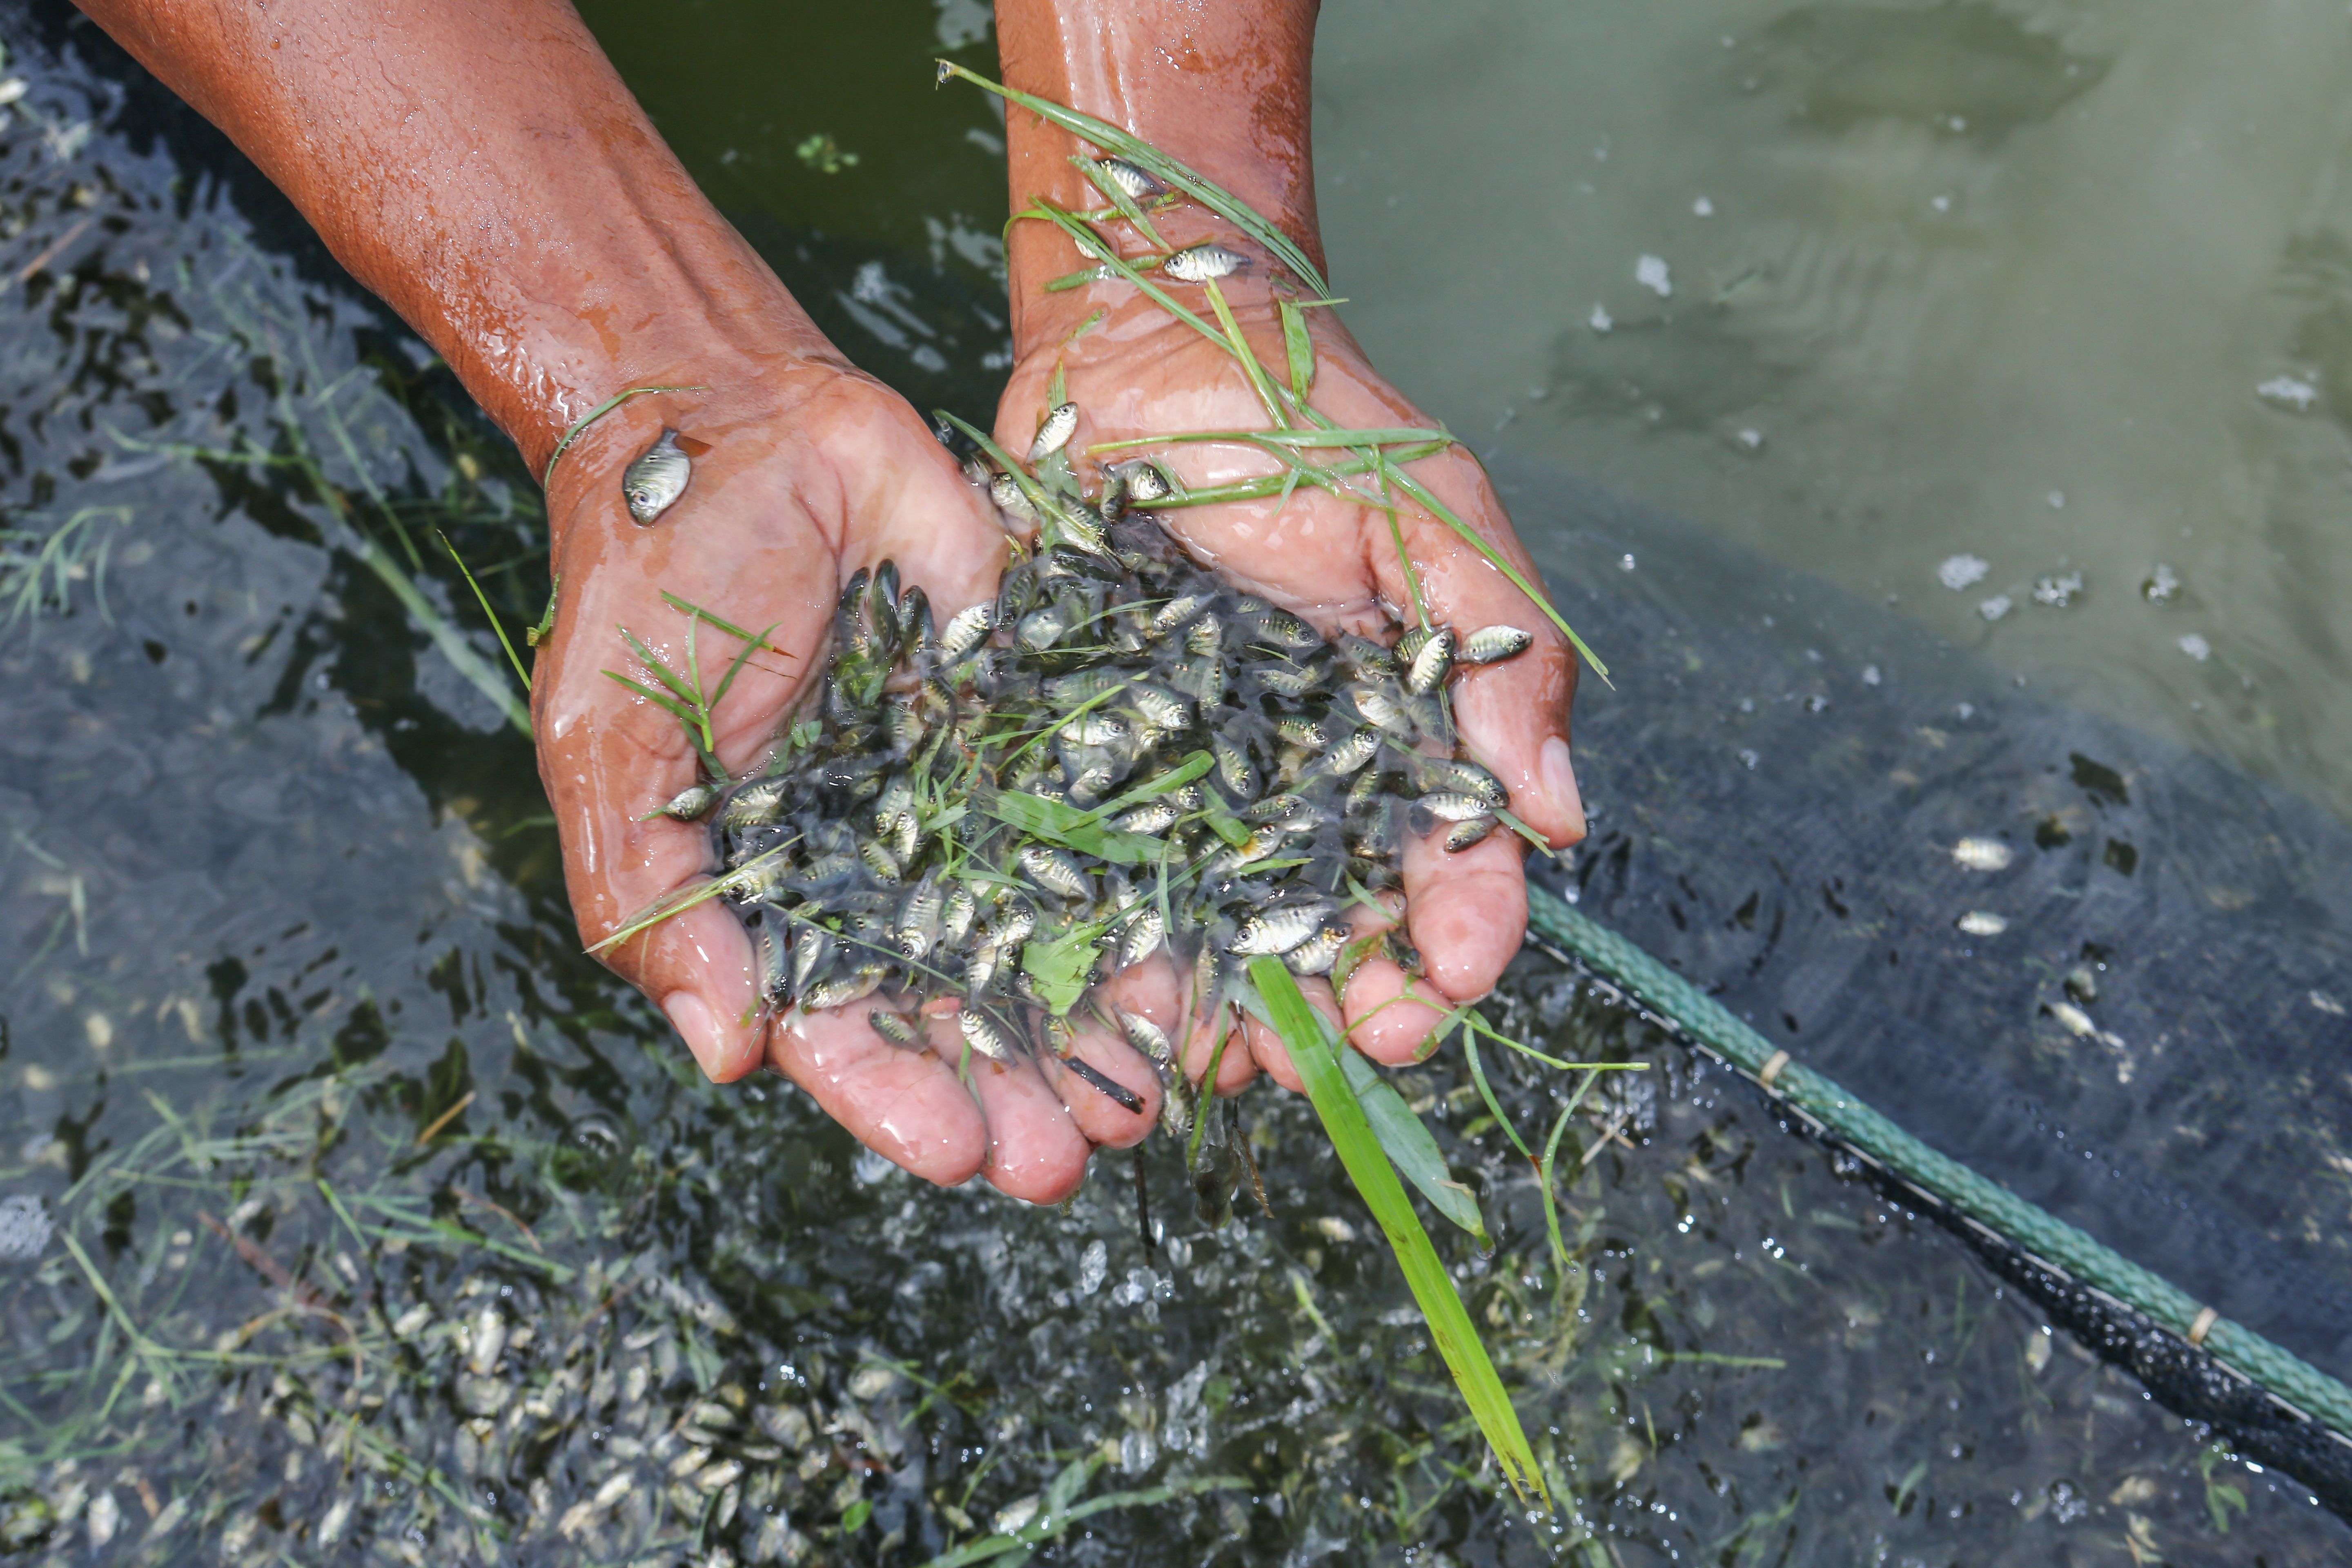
[662,416,1532,1137]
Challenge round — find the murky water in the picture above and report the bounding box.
[1,2,2347,1564]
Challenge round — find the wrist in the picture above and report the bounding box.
[994,0,1323,349]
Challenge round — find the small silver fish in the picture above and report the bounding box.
[1276,717,1330,752]
[1115,904,1167,969]
[1417,756,1508,810]
[1030,402,1079,461]
[1339,634,1399,675]
[1458,625,1534,665]
[1212,736,1257,798]
[1397,625,1434,665]
[1117,1009,1175,1068]
[791,929,836,996]
[1348,682,1417,738]
[1120,461,1178,504]
[997,899,1039,949]
[859,837,904,883]
[897,874,944,960]
[755,920,790,1002]
[1443,816,1498,853]
[941,883,978,946]
[1416,791,1492,823]
[722,779,787,829]
[868,1009,923,1048]
[1242,793,1309,824]
[959,1007,1020,1063]
[1112,800,1180,836]
[1154,594,1211,633]
[1017,604,1070,652]
[622,429,692,525]
[802,966,884,1011]
[1185,616,1224,657]
[1230,904,1329,956]
[1164,244,1247,283]
[1285,924,1349,977]
[1405,628,1456,695]
[1323,728,1381,775]
[988,472,1037,521]
[1256,661,1324,697]
[1256,609,1321,650]
[1128,684,1191,731]
[1020,845,1091,899]
[657,782,718,821]
[1060,710,1130,746]
[1096,156,1167,200]
[940,601,996,657]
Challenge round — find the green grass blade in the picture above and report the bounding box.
[659,592,793,656]
[1201,278,1292,429]
[435,529,532,694]
[1074,153,1167,251]
[941,62,1329,298]
[1091,427,1451,452]
[541,383,707,490]
[616,626,701,707]
[708,619,784,713]
[1339,1048,1488,1244]
[1250,959,1546,1502]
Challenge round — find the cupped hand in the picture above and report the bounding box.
[996,251,1587,1093]
[531,355,1160,1203]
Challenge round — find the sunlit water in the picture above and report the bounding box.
[0,2,2347,1564]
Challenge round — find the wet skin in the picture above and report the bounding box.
[73,0,1583,1201]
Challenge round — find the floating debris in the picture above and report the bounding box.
[1938,554,1990,592]
[1956,910,2009,937]
[1951,837,2013,872]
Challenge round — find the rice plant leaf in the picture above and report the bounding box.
[1093,427,1450,452]
[1249,959,1546,1501]
[1279,300,1316,399]
[1091,749,1213,817]
[1045,265,1109,292]
[600,668,699,730]
[942,62,1329,298]
[1339,1047,1488,1244]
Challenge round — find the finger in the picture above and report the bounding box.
[1238,977,1345,1094]
[767,1008,989,1185]
[1342,958,1454,1066]
[1102,953,1261,1097]
[1372,449,1586,847]
[840,389,1015,618]
[1039,1025,1163,1148]
[1399,821,1529,1005]
[956,1029,1096,1204]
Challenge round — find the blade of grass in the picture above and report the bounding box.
[436,530,532,694]
[1250,959,1546,1501]
[1338,1048,1488,1244]
[940,62,1329,298]
[659,592,793,656]
[1200,278,1292,430]
[541,384,707,490]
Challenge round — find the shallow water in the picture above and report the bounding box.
[0,2,2348,1564]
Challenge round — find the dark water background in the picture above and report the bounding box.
[0,2,2346,1564]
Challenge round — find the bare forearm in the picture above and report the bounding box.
[71,0,827,470]
[994,0,1322,344]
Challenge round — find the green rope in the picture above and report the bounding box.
[1524,885,2352,1443]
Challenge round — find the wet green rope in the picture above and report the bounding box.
[1525,886,2352,1443]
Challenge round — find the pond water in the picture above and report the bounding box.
[1,2,2348,1565]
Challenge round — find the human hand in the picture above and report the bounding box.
[996,241,1586,1098]
[532,359,1166,1203]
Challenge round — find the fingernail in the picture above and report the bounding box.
[1540,736,1587,842]
[662,992,725,1080]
